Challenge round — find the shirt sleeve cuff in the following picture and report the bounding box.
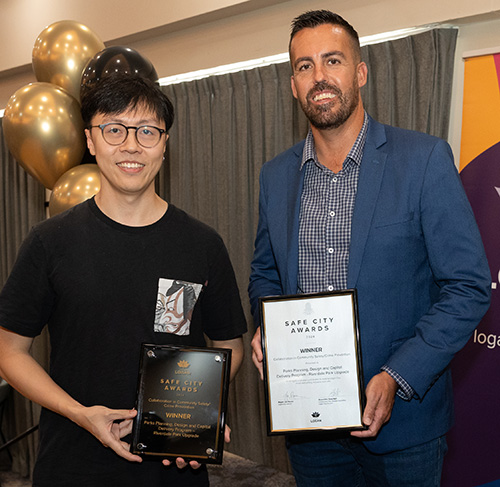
[381,365,415,401]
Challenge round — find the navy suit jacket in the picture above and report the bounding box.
[248,116,491,453]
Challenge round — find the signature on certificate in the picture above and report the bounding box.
[284,390,302,400]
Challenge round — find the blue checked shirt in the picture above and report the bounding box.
[297,114,414,401]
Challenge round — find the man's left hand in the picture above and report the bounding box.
[351,371,398,438]
[161,424,232,468]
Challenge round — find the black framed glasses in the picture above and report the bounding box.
[88,123,166,148]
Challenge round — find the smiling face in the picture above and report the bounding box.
[290,24,367,130]
[85,104,167,200]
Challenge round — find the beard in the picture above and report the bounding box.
[299,80,360,130]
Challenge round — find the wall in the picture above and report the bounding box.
[449,14,500,163]
[0,0,285,71]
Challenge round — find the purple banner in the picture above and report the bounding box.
[442,142,500,486]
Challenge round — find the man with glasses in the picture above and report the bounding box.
[0,74,246,487]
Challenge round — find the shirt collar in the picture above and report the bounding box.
[300,112,369,171]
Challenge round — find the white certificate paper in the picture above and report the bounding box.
[260,290,365,434]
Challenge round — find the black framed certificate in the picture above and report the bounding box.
[130,344,231,464]
[260,290,365,435]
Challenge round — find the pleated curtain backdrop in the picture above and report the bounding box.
[361,28,458,138]
[0,118,46,476]
[0,28,457,477]
[161,61,310,473]
[160,28,458,473]
[0,119,46,285]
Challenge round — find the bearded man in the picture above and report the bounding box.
[249,10,490,487]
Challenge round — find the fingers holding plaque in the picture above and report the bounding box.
[260,290,366,435]
[130,344,231,464]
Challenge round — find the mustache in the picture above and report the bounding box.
[307,81,342,101]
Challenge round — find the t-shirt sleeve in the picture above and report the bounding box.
[200,242,247,341]
[0,228,54,337]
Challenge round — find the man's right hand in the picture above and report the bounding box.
[251,327,264,380]
[1,328,144,464]
[72,405,142,462]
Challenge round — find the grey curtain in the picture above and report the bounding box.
[162,62,310,473]
[0,119,46,285]
[0,118,46,475]
[361,28,458,137]
[160,28,458,473]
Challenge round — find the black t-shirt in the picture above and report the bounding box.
[0,198,247,487]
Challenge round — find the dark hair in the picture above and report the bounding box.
[289,10,361,59]
[81,74,174,132]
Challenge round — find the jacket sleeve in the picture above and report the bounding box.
[385,139,491,398]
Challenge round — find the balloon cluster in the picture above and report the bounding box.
[3,20,158,216]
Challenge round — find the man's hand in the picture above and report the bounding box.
[351,371,398,438]
[251,327,264,380]
[162,457,202,469]
[73,406,142,462]
[224,424,231,443]
[162,424,232,469]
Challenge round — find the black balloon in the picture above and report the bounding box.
[81,46,158,98]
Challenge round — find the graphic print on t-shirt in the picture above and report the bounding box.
[154,278,203,335]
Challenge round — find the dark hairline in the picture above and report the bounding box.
[81,74,174,132]
[288,10,361,63]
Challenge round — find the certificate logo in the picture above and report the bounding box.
[177,360,190,368]
[310,411,322,423]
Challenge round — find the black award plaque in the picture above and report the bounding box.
[130,344,231,464]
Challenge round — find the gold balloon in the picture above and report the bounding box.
[3,82,86,189]
[49,164,101,217]
[32,20,105,101]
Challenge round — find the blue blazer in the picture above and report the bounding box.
[248,116,491,453]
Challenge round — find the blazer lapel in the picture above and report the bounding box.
[285,145,305,294]
[347,119,388,289]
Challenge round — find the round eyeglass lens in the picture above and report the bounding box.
[136,126,161,147]
[101,124,127,145]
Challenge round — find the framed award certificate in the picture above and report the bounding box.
[260,290,365,435]
[130,344,231,464]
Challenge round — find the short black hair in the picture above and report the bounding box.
[81,74,174,132]
[289,10,361,60]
